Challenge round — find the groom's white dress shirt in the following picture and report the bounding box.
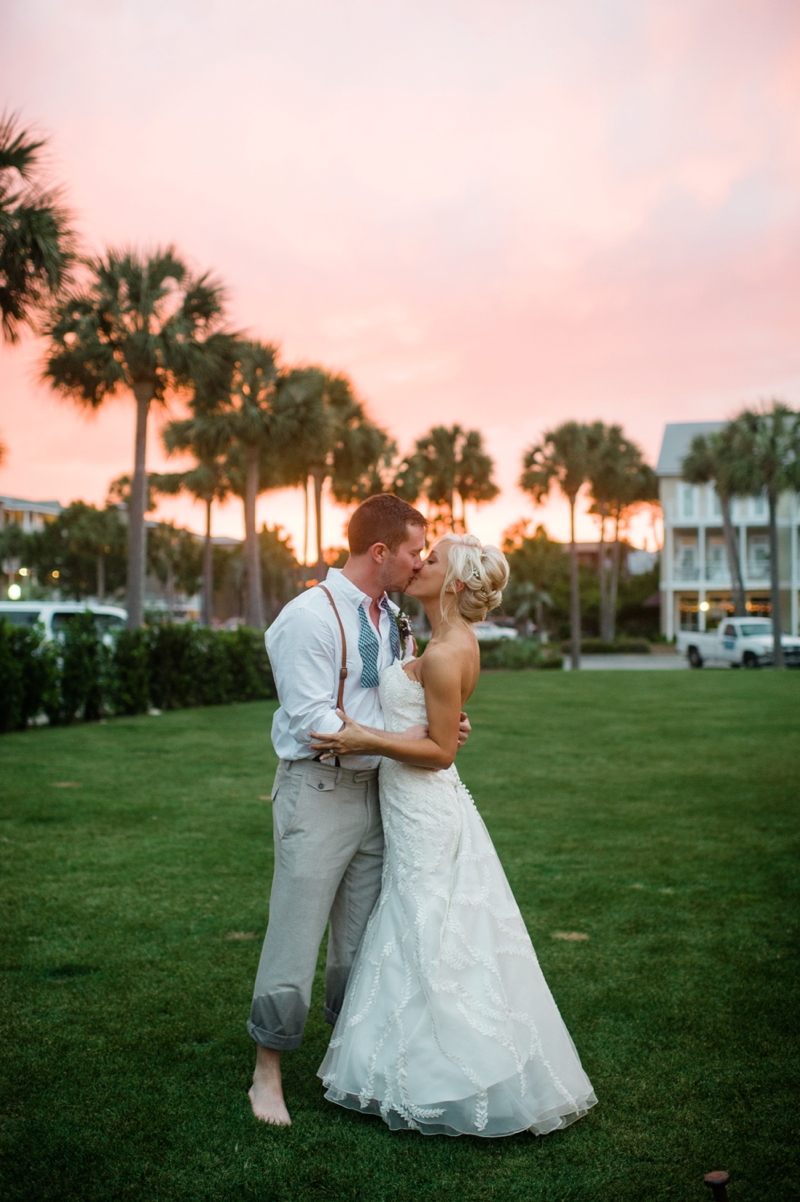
[265,568,397,771]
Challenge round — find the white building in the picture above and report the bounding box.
[0,495,62,533]
[657,422,800,638]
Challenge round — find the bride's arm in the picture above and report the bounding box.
[310,647,462,770]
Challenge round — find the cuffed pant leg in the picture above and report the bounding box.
[325,775,384,1025]
[248,762,377,1050]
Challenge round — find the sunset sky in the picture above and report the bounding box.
[2,0,799,555]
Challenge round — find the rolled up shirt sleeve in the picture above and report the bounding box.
[267,606,343,752]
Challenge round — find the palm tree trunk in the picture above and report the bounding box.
[608,512,622,643]
[569,497,581,669]
[768,490,784,668]
[302,477,309,568]
[311,465,325,576]
[597,503,608,641]
[244,444,265,628]
[126,383,153,630]
[96,552,105,603]
[201,498,213,628]
[720,495,746,616]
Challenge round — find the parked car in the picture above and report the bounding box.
[473,621,518,642]
[677,617,800,668]
[0,600,127,643]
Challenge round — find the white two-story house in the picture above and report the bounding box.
[657,422,800,639]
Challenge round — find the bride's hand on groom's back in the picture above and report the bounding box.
[458,712,471,748]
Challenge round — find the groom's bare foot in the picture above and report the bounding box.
[249,1046,292,1126]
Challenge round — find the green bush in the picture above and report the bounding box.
[52,612,107,725]
[415,634,561,671]
[110,630,151,716]
[561,637,651,655]
[0,619,59,733]
[0,621,276,732]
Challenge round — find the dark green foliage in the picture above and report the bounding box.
[561,638,651,655]
[50,611,106,724]
[415,635,562,672]
[109,629,151,716]
[0,618,58,732]
[0,622,275,731]
[478,638,549,670]
[0,673,798,1201]
[28,500,127,600]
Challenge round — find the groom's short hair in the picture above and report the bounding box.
[348,495,426,555]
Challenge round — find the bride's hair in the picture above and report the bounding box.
[435,534,510,625]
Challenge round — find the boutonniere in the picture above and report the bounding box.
[394,609,414,645]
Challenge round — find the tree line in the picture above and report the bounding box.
[681,404,800,670]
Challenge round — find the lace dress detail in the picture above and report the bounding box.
[318,659,597,1137]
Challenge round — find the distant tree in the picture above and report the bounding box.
[682,429,748,617]
[156,397,234,626]
[394,425,498,535]
[502,522,566,638]
[520,422,591,668]
[29,501,127,600]
[0,113,74,342]
[42,247,230,630]
[276,368,391,574]
[586,424,657,641]
[147,521,202,617]
[258,524,300,621]
[728,402,800,668]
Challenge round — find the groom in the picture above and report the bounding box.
[248,493,468,1126]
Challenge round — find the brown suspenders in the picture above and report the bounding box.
[318,584,348,711]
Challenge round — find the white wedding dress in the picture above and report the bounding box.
[318,659,597,1137]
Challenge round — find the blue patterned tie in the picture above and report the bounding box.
[358,605,380,689]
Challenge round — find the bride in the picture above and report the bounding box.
[309,534,597,1138]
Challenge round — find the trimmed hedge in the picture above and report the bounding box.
[415,636,562,672]
[0,618,275,733]
[561,637,652,655]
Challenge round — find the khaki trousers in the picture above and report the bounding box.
[248,758,383,1051]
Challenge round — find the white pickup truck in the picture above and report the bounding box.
[677,617,800,668]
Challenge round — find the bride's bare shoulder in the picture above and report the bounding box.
[420,629,478,678]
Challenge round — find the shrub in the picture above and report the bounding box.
[0,619,59,733]
[53,612,107,724]
[561,638,651,656]
[110,630,151,716]
[415,634,560,671]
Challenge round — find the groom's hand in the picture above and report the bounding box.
[457,712,471,748]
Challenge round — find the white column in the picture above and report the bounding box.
[791,495,798,636]
[740,523,748,608]
[664,523,674,640]
[697,523,706,631]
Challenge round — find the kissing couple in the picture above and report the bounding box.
[247,494,596,1137]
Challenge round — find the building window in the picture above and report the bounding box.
[706,538,727,581]
[751,493,768,520]
[708,486,722,519]
[676,538,699,581]
[679,484,696,520]
[748,537,769,580]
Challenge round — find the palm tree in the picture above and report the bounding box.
[728,402,800,668]
[586,426,657,641]
[42,247,229,630]
[151,459,230,627]
[0,113,74,343]
[146,521,202,619]
[682,429,747,617]
[394,425,499,534]
[276,368,390,575]
[520,421,591,668]
[221,340,289,628]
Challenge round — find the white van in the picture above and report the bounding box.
[0,600,128,641]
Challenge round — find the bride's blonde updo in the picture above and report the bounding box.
[435,533,510,625]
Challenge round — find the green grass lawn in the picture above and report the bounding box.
[1,672,798,1202]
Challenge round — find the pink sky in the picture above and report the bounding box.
[2,0,800,555]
